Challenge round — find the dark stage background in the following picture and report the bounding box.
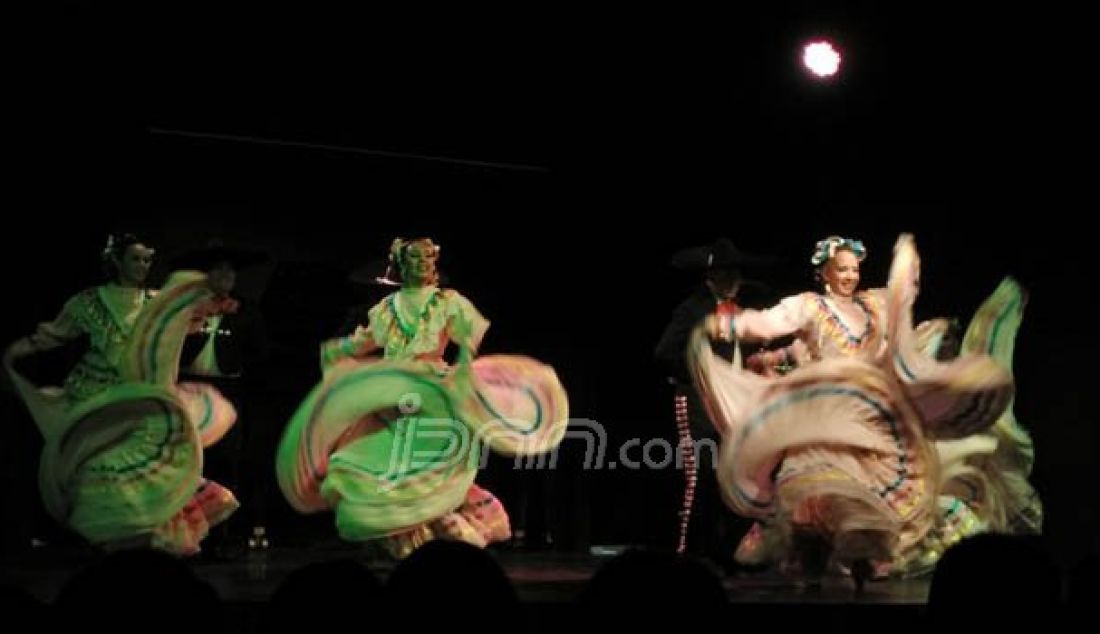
[3,3,1093,564]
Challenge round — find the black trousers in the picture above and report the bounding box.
[185,375,276,540]
[676,385,752,567]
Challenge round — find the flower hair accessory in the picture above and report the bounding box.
[811,236,867,266]
[102,234,116,259]
[389,238,441,262]
[389,238,406,264]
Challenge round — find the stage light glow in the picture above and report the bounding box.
[802,40,841,78]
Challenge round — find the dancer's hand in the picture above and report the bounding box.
[456,345,475,366]
[705,314,735,343]
[745,351,770,375]
[704,315,719,340]
[3,338,34,366]
[1,341,25,392]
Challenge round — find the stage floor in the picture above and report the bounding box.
[2,540,929,605]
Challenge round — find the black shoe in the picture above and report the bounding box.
[684,549,737,577]
[200,537,246,562]
[794,533,830,583]
[851,559,872,594]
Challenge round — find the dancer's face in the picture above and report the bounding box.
[402,241,438,286]
[707,269,743,299]
[115,243,154,286]
[824,249,860,298]
[207,261,237,297]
